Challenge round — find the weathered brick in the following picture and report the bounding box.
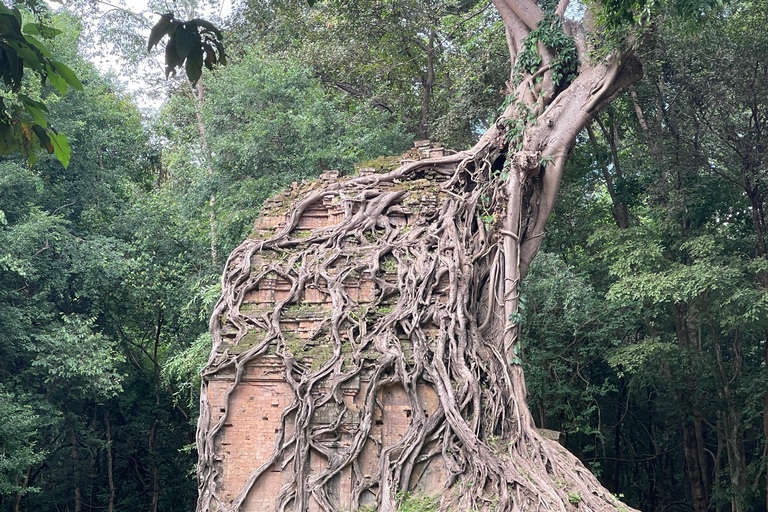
[206,144,452,510]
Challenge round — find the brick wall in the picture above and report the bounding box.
[205,143,449,511]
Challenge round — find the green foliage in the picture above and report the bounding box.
[0,21,205,509]
[504,102,536,150]
[163,331,212,410]
[229,0,509,148]
[532,3,768,507]
[521,253,625,438]
[157,46,411,252]
[397,492,440,511]
[513,14,578,89]
[0,388,50,496]
[31,315,123,400]
[0,3,83,167]
[598,0,722,30]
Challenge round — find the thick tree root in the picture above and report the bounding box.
[195,139,638,512]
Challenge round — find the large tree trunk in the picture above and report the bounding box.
[195,2,643,510]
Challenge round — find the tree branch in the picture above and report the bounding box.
[315,72,394,112]
[494,0,543,33]
[585,56,643,114]
[492,0,532,53]
[629,86,649,133]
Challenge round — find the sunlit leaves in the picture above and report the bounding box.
[597,0,723,31]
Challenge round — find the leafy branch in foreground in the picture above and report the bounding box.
[0,3,82,167]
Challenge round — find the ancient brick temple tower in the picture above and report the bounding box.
[198,142,452,511]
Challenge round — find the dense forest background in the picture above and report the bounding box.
[0,0,767,511]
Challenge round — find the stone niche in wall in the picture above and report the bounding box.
[201,141,451,512]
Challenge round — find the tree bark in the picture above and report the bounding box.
[682,421,709,512]
[105,408,115,512]
[764,334,768,512]
[191,79,218,268]
[418,31,436,140]
[71,428,83,512]
[714,333,747,512]
[12,467,30,512]
[150,311,163,512]
[586,122,629,229]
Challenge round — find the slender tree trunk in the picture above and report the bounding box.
[670,306,708,512]
[147,310,163,512]
[191,79,218,267]
[419,32,435,140]
[713,329,747,512]
[694,414,708,492]
[209,194,217,268]
[12,467,30,512]
[586,123,629,228]
[150,421,160,512]
[612,375,626,492]
[747,190,767,258]
[714,421,725,512]
[764,332,768,512]
[682,421,709,512]
[71,428,82,512]
[105,409,115,512]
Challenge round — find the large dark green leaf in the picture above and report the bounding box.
[50,60,83,90]
[165,38,183,77]
[23,35,52,58]
[148,13,225,83]
[0,46,22,90]
[0,12,23,38]
[175,27,197,59]
[187,19,222,38]
[147,12,173,51]
[48,131,70,168]
[7,40,43,72]
[22,22,62,38]
[17,94,48,113]
[185,47,203,83]
[213,40,226,66]
[0,4,21,28]
[45,63,67,94]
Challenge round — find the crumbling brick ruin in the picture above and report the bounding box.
[200,142,450,511]
[197,141,567,512]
